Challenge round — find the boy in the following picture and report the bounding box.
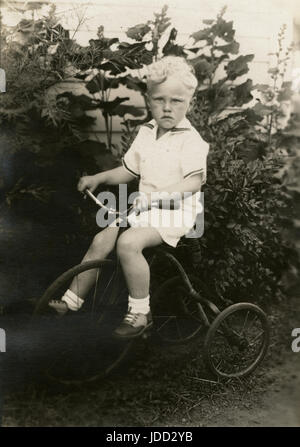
[49,56,209,339]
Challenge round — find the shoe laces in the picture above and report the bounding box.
[123,307,139,325]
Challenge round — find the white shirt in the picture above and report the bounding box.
[122,117,209,221]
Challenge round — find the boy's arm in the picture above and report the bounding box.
[151,173,203,201]
[95,166,136,185]
[134,174,203,212]
[78,166,136,193]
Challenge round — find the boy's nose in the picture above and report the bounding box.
[163,102,172,111]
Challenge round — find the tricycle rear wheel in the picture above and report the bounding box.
[204,302,270,378]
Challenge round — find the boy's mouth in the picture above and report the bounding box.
[161,116,173,120]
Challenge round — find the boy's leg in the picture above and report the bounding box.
[49,226,120,313]
[114,227,163,337]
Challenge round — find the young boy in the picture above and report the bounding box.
[49,56,209,339]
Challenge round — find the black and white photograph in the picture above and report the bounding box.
[0,0,299,429]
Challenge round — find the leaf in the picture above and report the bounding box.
[242,107,264,123]
[118,75,147,94]
[126,23,151,41]
[215,41,239,54]
[233,79,253,106]
[191,57,214,80]
[99,41,153,75]
[112,104,145,117]
[212,19,235,42]
[57,92,99,112]
[203,19,214,25]
[89,37,119,51]
[225,54,254,80]
[252,102,273,117]
[85,73,120,94]
[186,47,202,54]
[74,72,90,81]
[98,96,130,115]
[190,28,212,42]
[253,83,270,93]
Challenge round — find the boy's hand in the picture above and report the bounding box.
[77,175,99,194]
[133,192,152,215]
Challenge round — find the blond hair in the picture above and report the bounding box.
[146,56,198,97]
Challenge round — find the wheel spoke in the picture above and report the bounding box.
[244,314,259,334]
[240,310,250,336]
[248,330,265,347]
[155,315,176,332]
[101,269,116,302]
[175,318,183,339]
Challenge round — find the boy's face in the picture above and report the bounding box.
[147,76,192,132]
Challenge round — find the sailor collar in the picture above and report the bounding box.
[142,118,192,134]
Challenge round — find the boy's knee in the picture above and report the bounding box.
[117,233,140,257]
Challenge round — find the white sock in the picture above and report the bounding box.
[61,289,84,311]
[128,294,150,315]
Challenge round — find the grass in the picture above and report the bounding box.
[2,296,294,427]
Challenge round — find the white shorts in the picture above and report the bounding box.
[125,207,196,248]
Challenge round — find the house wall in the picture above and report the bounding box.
[1,0,296,144]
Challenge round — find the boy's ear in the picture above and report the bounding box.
[187,100,193,114]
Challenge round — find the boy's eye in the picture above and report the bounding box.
[151,97,183,104]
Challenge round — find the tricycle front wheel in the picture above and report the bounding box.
[32,259,132,385]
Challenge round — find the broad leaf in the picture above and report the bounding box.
[215,41,239,54]
[98,97,130,115]
[89,37,119,51]
[192,58,214,81]
[242,107,263,124]
[112,104,145,117]
[100,41,153,75]
[233,79,253,106]
[126,23,151,41]
[253,84,270,92]
[118,75,147,94]
[190,28,212,42]
[225,54,254,80]
[212,19,235,42]
[86,73,120,94]
[252,102,273,116]
[57,92,99,111]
